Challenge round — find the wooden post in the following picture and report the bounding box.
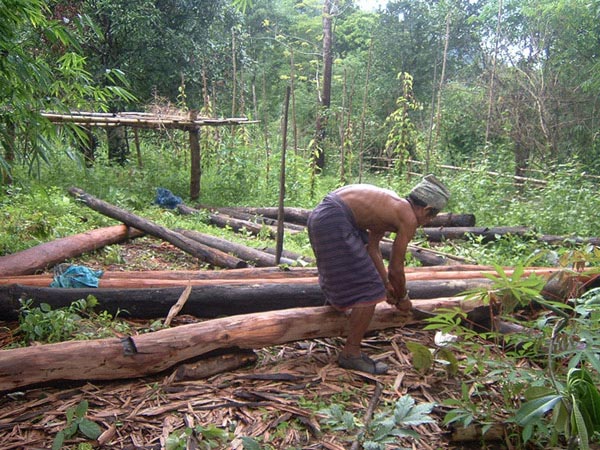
[276,87,291,264]
[188,110,201,200]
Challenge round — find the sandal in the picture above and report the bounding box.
[338,353,389,375]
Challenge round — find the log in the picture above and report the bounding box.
[223,206,311,226]
[0,301,474,391]
[178,204,277,237]
[196,206,306,232]
[0,225,144,277]
[0,267,560,288]
[68,187,247,269]
[0,266,319,282]
[421,226,531,242]
[0,279,492,321]
[427,213,476,228]
[261,247,315,263]
[224,207,475,228]
[176,229,298,267]
[538,234,600,247]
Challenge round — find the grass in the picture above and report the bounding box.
[1,136,599,267]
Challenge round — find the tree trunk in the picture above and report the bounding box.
[106,126,129,165]
[193,206,306,232]
[177,229,298,267]
[313,0,334,171]
[0,267,559,289]
[0,300,471,391]
[0,225,144,276]
[177,204,280,238]
[0,278,492,321]
[189,110,201,200]
[421,226,531,242]
[68,187,246,269]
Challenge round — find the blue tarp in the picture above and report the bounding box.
[51,264,104,288]
[155,187,182,209]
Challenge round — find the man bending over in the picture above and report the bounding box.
[307,175,450,374]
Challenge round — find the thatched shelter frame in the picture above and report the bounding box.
[42,111,258,200]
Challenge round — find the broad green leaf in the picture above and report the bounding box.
[523,386,555,401]
[571,395,590,450]
[405,341,433,374]
[74,400,89,419]
[437,347,459,376]
[79,418,102,439]
[52,430,65,450]
[240,437,263,450]
[514,395,562,426]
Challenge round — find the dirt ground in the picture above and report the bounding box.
[0,238,510,450]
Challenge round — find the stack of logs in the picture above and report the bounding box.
[0,187,596,391]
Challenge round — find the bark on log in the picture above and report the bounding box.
[1,266,319,282]
[0,279,492,321]
[0,225,144,277]
[538,234,600,247]
[221,206,311,226]
[196,206,306,232]
[176,229,297,267]
[261,247,315,263]
[0,267,560,288]
[427,213,476,228]
[68,187,247,269]
[225,207,475,228]
[178,204,277,237]
[0,301,472,391]
[421,226,531,242]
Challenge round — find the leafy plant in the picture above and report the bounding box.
[318,395,434,449]
[165,424,231,450]
[462,264,546,313]
[16,296,131,345]
[52,400,102,450]
[515,368,600,450]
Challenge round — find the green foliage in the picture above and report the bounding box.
[383,72,421,171]
[462,264,546,313]
[52,400,102,450]
[165,423,231,450]
[318,395,434,449]
[16,296,131,345]
[424,253,600,448]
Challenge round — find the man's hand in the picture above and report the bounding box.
[395,294,412,312]
[387,286,411,312]
[385,283,397,305]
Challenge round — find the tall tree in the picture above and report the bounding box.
[313,0,335,171]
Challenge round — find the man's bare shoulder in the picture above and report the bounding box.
[334,184,414,232]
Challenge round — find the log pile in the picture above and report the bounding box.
[1,186,598,392]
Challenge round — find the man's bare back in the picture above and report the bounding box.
[334,184,417,236]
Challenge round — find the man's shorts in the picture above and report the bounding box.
[307,193,386,310]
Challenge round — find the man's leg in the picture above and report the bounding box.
[341,303,376,358]
[338,301,389,374]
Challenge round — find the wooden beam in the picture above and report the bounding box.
[0,300,472,391]
[0,225,144,276]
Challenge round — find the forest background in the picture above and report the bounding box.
[1,0,600,257]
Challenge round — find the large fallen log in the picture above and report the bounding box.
[224,207,476,228]
[0,279,492,321]
[422,226,531,242]
[197,206,306,232]
[0,225,144,277]
[0,301,473,391]
[68,187,247,269]
[176,229,298,267]
[0,267,560,288]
